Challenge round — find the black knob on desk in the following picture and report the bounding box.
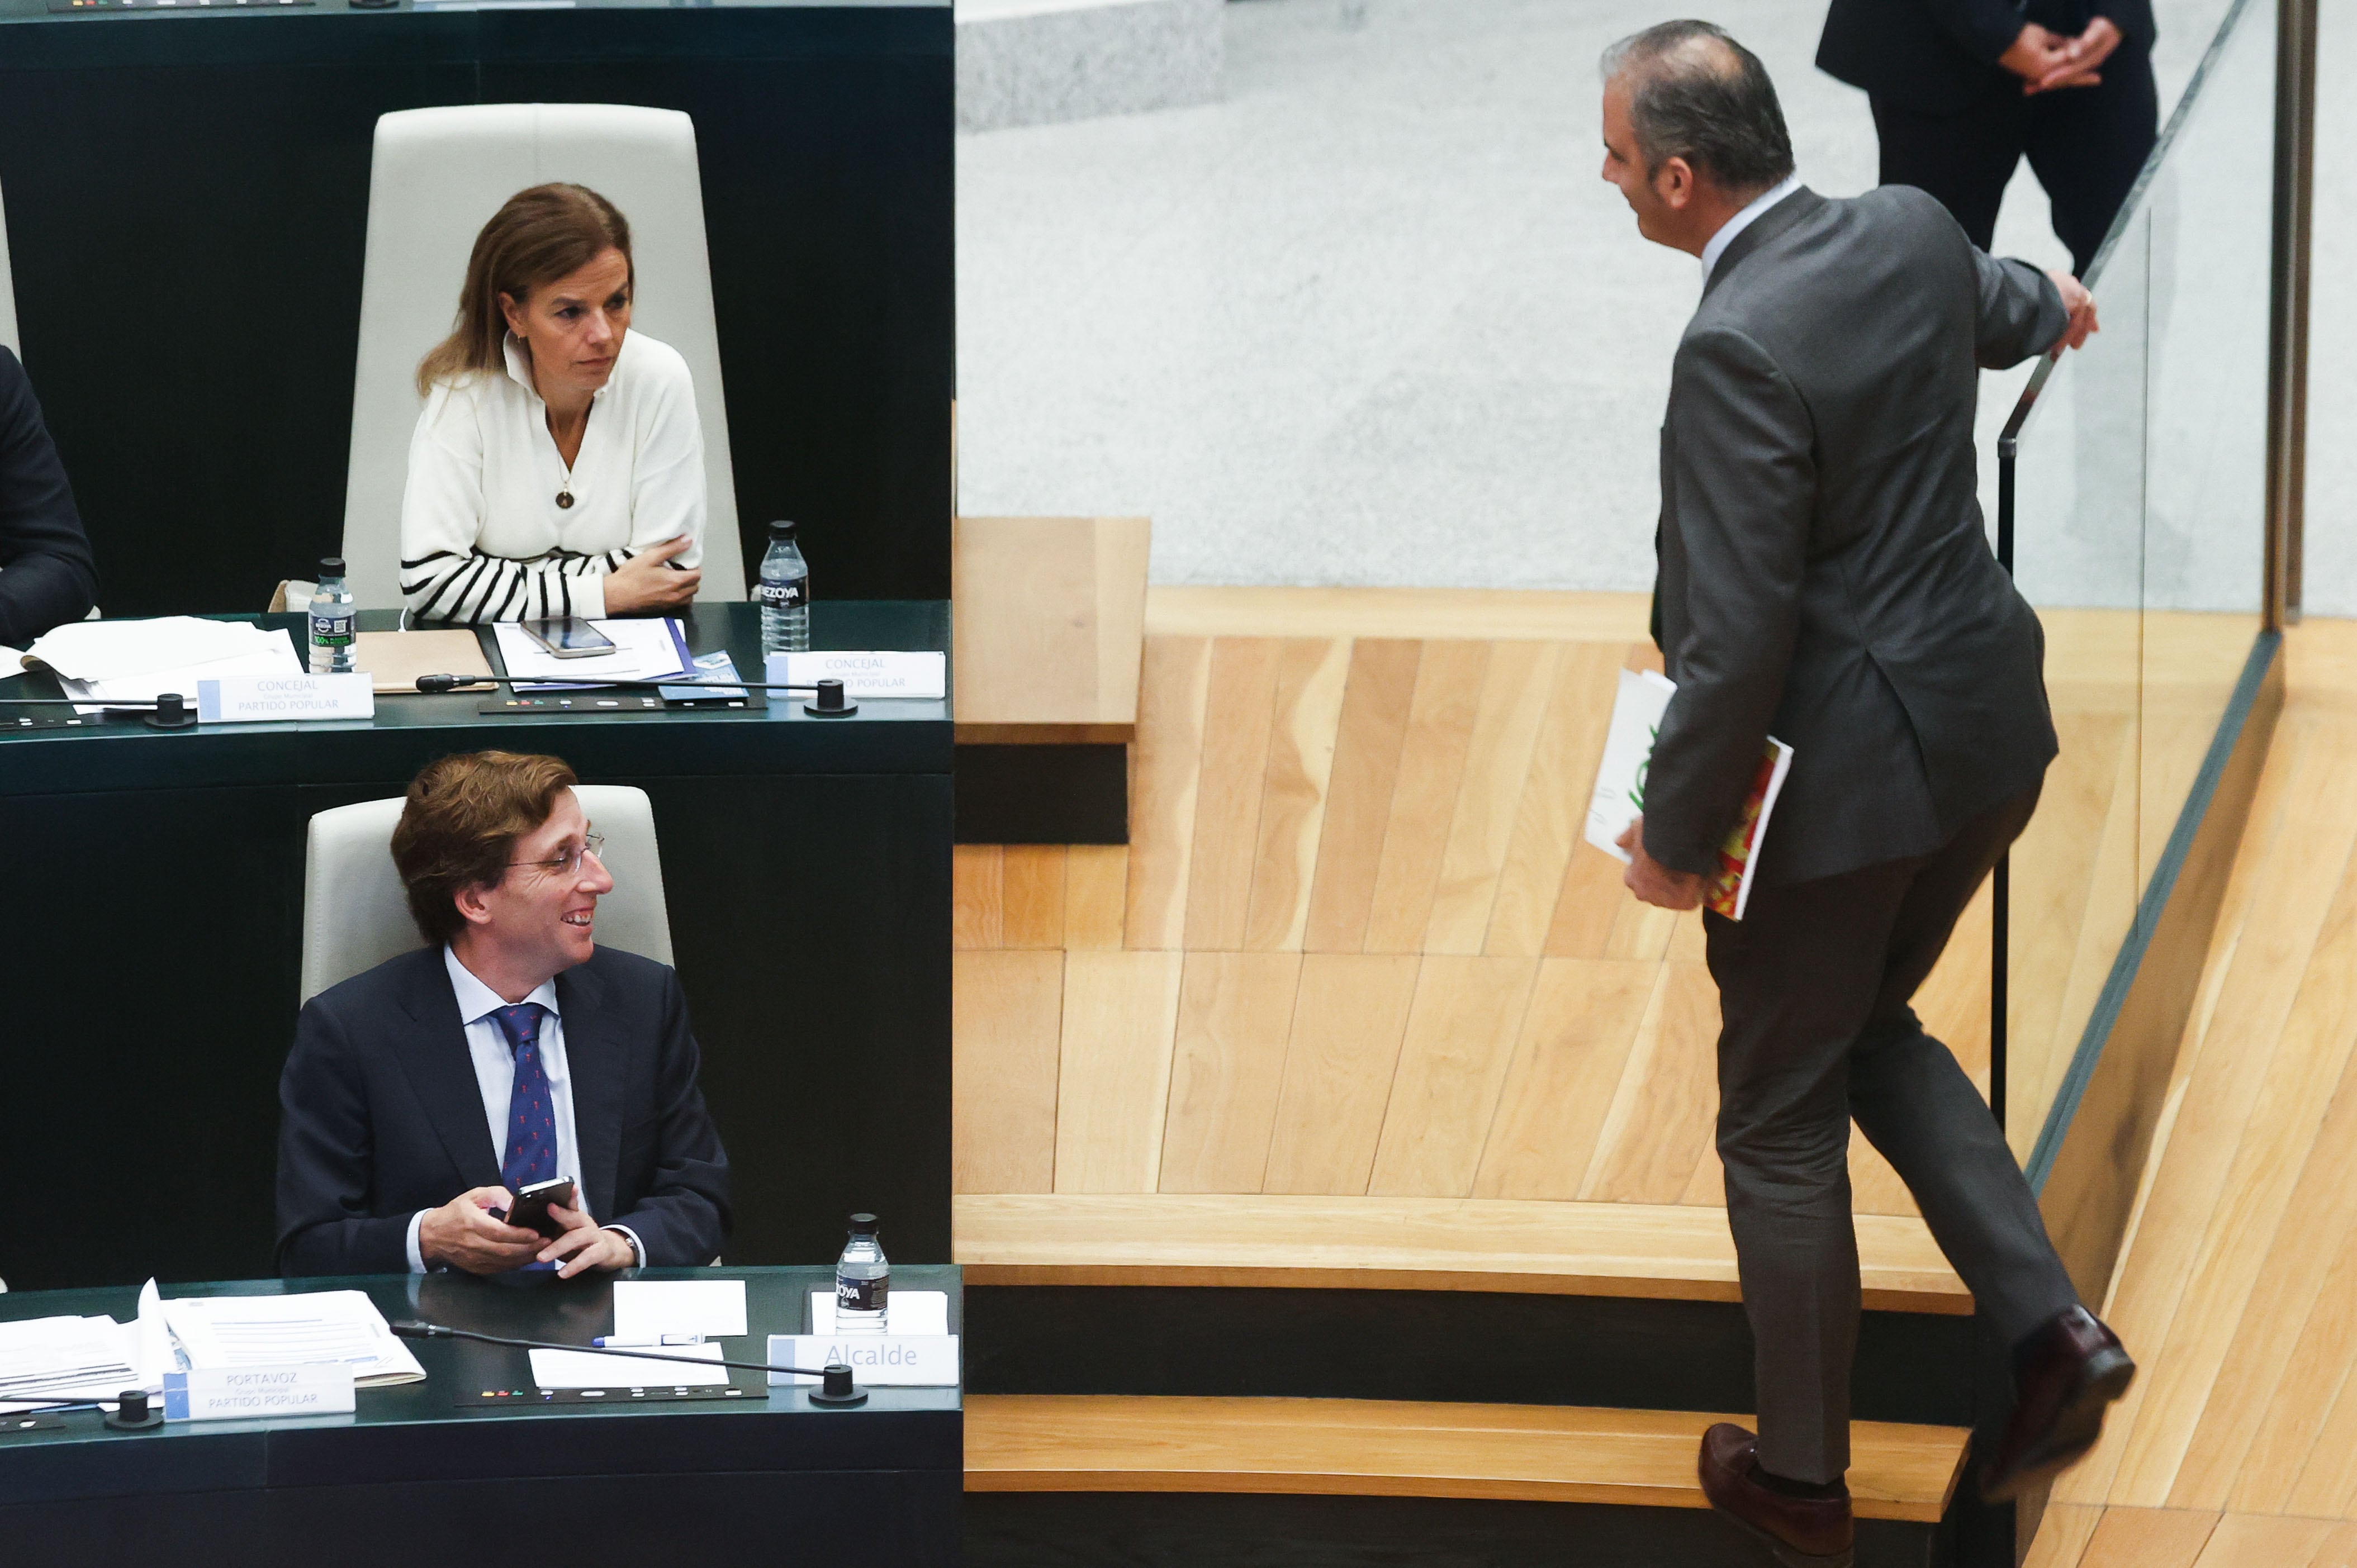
[809,1361,867,1407]
[144,692,197,731]
[105,1389,163,1431]
[804,678,858,719]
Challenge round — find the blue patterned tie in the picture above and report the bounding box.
[491,1004,558,1268]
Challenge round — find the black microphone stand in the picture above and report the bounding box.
[389,1319,870,1406]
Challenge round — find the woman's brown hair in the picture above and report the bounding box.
[415,183,633,397]
[390,750,580,944]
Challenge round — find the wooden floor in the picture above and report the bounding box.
[954,589,2250,1230]
[2022,619,2357,1564]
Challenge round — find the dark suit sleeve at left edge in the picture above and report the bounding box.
[1644,326,1813,878]
[0,349,97,648]
[1972,248,2070,368]
[606,967,732,1266]
[276,996,412,1277]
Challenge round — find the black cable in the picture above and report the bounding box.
[388,1319,838,1380]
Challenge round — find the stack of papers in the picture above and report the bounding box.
[490,617,691,691]
[0,1281,170,1412]
[163,1291,424,1388]
[24,616,303,713]
[529,1342,728,1389]
[0,1317,142,1409]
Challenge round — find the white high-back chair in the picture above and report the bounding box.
[300,783,674,1004]
[340,103,747,612]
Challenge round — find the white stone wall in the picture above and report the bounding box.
[957,0,1223,132]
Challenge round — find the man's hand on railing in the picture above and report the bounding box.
[2046,270,2100,353]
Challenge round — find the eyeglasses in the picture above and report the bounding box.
[510,831,606,878]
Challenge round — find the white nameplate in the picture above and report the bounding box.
[163,1364,355,1422]
[769,651,946,700]
[196,673,374,723]
[766,1333,960,1388]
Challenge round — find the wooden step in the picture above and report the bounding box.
[965,1395,1971,1523]
[953,515,1150,745]
[955,1193,1974,1315]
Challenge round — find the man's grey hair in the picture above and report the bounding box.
[1601,20,1795,196]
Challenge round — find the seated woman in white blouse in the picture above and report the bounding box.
[401,183,704,623]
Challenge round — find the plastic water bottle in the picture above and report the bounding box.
[757,520,809,655]
[834,1213,888,1334]
[308,557,356,675]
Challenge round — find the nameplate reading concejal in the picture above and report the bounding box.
[770,652,946,701]
[196,673,375,724]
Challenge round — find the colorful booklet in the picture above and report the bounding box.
[1583,667,1793,921]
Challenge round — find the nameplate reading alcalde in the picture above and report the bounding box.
[196,673,375,723]
[163,1363,355,1422]
[765,1333,960,1387]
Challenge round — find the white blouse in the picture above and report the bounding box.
[399,330,705,623]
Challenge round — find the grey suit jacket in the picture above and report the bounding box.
[1645,186,2064,888]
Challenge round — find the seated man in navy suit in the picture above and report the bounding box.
[276,749,729,1277]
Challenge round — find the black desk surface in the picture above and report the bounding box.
[0,600,951,793]
[0,1265,962,1503]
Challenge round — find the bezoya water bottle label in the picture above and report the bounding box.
[309,610,355,648]
[757,577,809,610]
[837,1274,888,1314]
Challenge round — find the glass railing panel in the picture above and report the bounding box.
[2005,200,2152,1158]
[1996,0,2276,1151]
[2138,0,2274,883]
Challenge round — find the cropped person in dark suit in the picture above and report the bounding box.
[1819,0,2158,276]
[277,749,729,1277]
[1599,23,2131,1564]
[0,346,97,648]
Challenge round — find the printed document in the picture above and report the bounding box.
[164,1291,424,1387]
[1584,667,1792,921]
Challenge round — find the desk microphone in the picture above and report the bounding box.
[388,1319,869,1407]
[416,673,859,718]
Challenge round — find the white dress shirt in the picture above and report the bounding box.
[403,946,644,1272]
[399,330,706,624]
[1700,172,1804,287]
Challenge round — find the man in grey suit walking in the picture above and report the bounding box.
[1599,21,2133,1566]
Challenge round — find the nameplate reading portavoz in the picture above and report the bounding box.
[766,1333,960,1387]
[769,651,947,700]
[195,673,374,724]
[163,1363,355,1422]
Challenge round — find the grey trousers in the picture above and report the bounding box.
[1704,785,2080,1483]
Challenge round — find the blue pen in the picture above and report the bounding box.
[593,1334,705,1348]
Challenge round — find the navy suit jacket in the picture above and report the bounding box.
[276,944,731,1276]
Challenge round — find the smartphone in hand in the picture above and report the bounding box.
[497,1176,578,1240]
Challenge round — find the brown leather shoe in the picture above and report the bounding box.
[1983,1305,2136,1502]
[1696,1422,1856,1568]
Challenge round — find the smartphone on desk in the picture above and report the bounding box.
[497,1176,577,1240]
[519,616,617,659]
